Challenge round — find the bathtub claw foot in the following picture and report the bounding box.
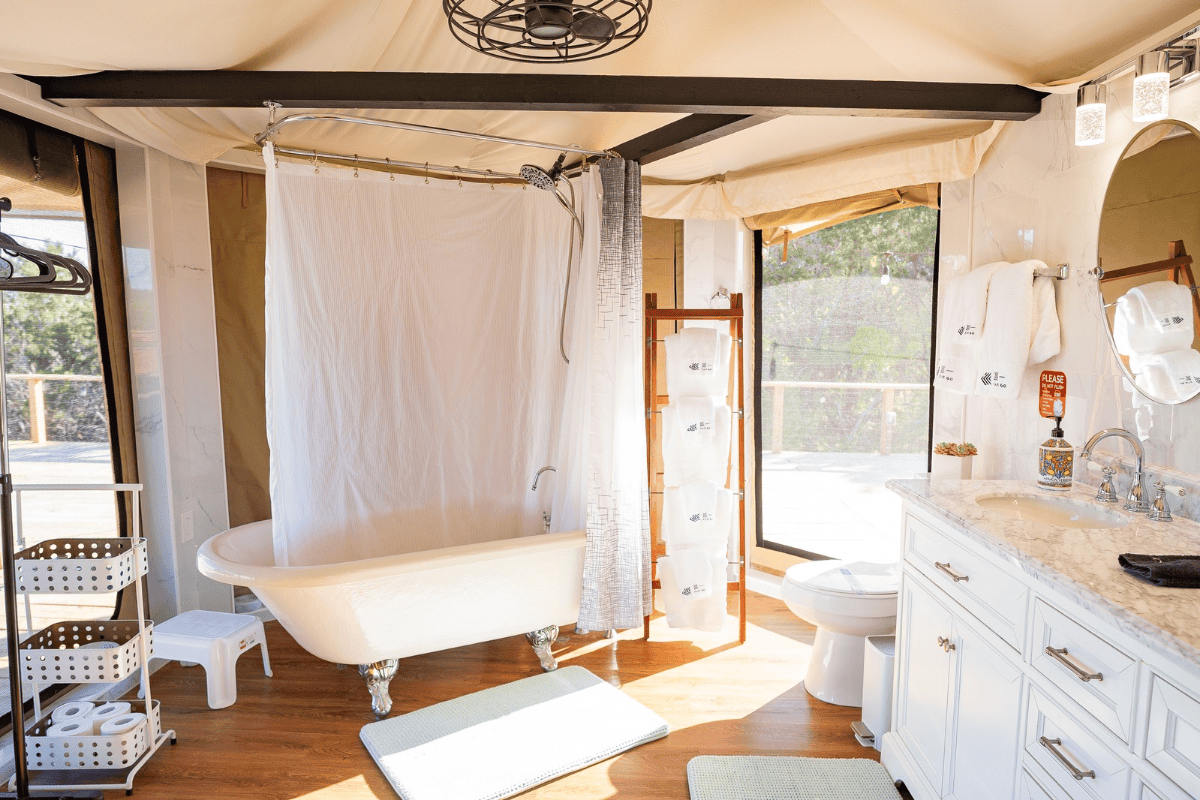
[525,625,560,672]
[358,659,399,718]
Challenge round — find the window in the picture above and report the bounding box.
[756,205,939,562]
[0,159,120,715]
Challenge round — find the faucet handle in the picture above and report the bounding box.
[1149,480,1174,522]
[1095,466,1119,504]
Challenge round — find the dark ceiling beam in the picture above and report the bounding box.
[609,114,776,164]
[26,71,1046,120]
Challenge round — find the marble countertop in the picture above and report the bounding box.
[888,477,1200,672]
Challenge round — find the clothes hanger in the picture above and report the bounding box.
[0,198,92,295]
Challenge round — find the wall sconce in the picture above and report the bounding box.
[1073,30,1200,147]
[1075,84,1107,146]
[1133,51,1171,122]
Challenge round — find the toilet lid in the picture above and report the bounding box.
[786,560,899,596]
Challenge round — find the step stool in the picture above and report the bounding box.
[151,610,272,709]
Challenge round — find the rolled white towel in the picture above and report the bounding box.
[1114,287,1193,357]
[665,329,731,397]
[1138,349,1200,401]
[1132,281,1193,334]
[673,396,717,445]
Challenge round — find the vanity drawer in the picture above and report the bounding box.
[905,513,1029,650]
[1019,765,1072,800]
[1030,599,1138,743]
[1024,688,1130,800]
[1144,673,1200,799]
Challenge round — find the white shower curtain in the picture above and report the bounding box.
[264,144,575,567]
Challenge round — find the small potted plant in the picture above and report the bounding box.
[931,441,977,481]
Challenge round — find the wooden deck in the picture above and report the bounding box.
[123,592,885,799]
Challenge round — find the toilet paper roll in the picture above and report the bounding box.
[99,713,146,736]
[90,701,132,722]
[47,719,95,737]
[50,701,94,724]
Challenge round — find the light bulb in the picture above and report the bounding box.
[1074,84,1106,146]
[1133,52,1170,123]
[880,272,890,286]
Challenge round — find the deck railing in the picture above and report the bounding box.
[762,380,929,455]
[7,373,103,444]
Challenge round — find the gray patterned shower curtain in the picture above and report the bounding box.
[551,158,651,632]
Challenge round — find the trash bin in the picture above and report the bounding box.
[854,634,895,750]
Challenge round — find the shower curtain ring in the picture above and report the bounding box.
[385,157,394,181]
[424,163,429,184]
[311,151,320,174]
[487,169,495,190]
[353,154,359,178]
[453,167,463,188]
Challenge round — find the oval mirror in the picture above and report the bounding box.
[1097,119,1200,404]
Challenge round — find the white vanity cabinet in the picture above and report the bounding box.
[882,499,1200,800]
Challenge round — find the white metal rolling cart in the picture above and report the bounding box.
[7,485,176,796]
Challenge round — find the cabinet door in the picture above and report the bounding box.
[948,613,1023,800]
[895,576,955,794]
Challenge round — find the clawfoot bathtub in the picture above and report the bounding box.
[197,521,586,716]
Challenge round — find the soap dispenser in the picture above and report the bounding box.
[1038,399,1074,492]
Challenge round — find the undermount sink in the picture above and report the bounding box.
[974,493,1129,529]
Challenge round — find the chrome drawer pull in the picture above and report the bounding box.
[1045,646,1103,682]
[935,561,970,582]
[937,636,955,653]
[1039,736,1096,780]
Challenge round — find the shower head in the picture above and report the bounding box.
[520,152,569,191]
[519,164,557,191]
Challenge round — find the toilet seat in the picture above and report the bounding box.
[784,560,899,597]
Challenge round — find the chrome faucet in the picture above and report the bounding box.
[1080,428,1150,513]
[531,466,556,491]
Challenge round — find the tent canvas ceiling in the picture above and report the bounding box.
[3,1,1199,219]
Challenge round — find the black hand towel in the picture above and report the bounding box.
[1118,553,1200,588]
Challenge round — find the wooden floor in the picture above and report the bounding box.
[120,592,881,799]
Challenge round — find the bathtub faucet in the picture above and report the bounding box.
[532,466,556,491]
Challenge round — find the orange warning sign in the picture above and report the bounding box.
[1039,370,1067,418]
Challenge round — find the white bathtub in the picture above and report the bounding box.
[197,520,586,715]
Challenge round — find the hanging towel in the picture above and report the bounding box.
[932,261,1007,394]
[674,396,718,445]
[1027,274,1062,366]
[973,261,1038,400]
[1114,287,1193,358]
[661,482,730,557]
[658,553,728,632]
[665,329,732,397]
[669,549,716,599]
[662,404,731,486]
[1137,349,1200,401]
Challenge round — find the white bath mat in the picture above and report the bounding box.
[687,755,902,800]
[360,665,669,800]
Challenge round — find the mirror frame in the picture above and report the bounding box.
[1095,118,1200,406]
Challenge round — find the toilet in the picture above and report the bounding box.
[781,559,900,707]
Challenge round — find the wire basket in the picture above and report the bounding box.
[12,538,147,594]
[19,620,152,685]
[25,700,160,771]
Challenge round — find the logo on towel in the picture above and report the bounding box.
[685,422,713,433]
[681,584,706,597]
[1181,375,1197,386]
[688,362,714,372]
[957,324,976,337]
[936,365,955,382]
[980,371,1007,389]
[688,512,715,523]
[1168,315,1186,326]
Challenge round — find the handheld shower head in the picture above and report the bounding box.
[520,153,569,191]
